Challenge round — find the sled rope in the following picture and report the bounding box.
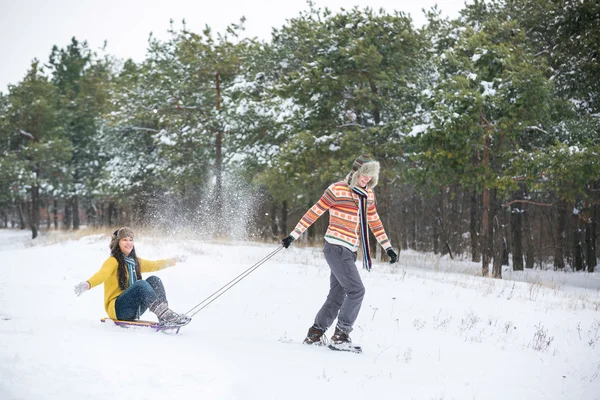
[184,245,284,318]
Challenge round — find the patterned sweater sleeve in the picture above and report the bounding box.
[367,193,392,250]
[290,185,337,239]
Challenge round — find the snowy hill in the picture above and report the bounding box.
[0,229,599,400]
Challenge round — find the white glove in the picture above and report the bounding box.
[74,281,90,296]
[174,255,187,263]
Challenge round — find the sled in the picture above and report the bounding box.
[100,317,183,334]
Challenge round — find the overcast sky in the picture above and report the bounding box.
[0,0,467,92]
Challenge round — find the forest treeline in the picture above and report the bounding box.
[1,0,599,276]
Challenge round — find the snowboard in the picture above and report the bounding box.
[100,317,184,333]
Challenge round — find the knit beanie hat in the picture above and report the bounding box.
[347,155,380,189]
[109,227,135,252]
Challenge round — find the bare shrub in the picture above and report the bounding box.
[277,332,293,344]
[413,318,426,330]
[433,310,453,331]
[530,323,554,352]
[404,347,413,363]
[588,319,600,348]
[591,363,600,382]
[459,310,480,334]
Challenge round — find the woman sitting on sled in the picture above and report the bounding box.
[74,227,190,326]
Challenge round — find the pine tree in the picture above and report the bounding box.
[48,37,112,229]
[0,61,71,237]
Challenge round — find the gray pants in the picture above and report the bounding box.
[314,242,365,334]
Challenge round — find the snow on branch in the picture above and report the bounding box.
[526,126,549,135]
[152,106,205,115]
[337,123,366,129]
[19,129,35,140]
[129,127,160,133]
[502,199,553,208]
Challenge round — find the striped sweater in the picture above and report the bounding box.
[290,181,391,252]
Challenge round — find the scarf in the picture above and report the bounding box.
[123,254,138,287]
[352,186,372,271]
[123,253,141,319]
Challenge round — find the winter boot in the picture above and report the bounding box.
[330,326,351,345]
[303,324,326,345]
[328,326,361,353]
[150,301,191,326]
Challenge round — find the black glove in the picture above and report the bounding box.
[387,248,398,264]
[281,235,295,249]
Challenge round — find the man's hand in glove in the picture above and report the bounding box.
[387,249,398,264]
[281,235,295,249]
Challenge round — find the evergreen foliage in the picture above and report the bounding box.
[0,0,597,272]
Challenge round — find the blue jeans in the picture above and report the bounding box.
[115,276,167,321]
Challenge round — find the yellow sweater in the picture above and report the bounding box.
[86,256,176,319]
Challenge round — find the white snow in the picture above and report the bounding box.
[0,229,599,400]
[407,124,430,137]
[472,49,488,62]
[480,81,496,96]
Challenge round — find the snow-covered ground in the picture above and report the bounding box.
[0,228,599,400]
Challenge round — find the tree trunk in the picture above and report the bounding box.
[439,187,449,257]
[18,201,26,229]
[72,196,80,229]
[554,201,567,270]
[481,186,490,277]
[523,186,535,269]
[490,190,502,279]
[585,212,596,272]
[572,210,584,271]
[433,201,440,255]
[511,188,524,270]
[402,202,409,250]
[64,200,72,229]
[487,190,496,276]
[86,202,97,227]
[492,225,504,279]
[53,199,58,229]
[481,130,491,277]
[412,195,418,250]
[589,202,599,273]
[502,234,509,266]
[108,202,117,226]
[30,184,40,239]
[584,187,598,273]
[280,200,288,236]
[99,201,105,226]
[120,205,128,226]
[470,190,481,262]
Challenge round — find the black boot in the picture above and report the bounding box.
[303,324,326,345]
